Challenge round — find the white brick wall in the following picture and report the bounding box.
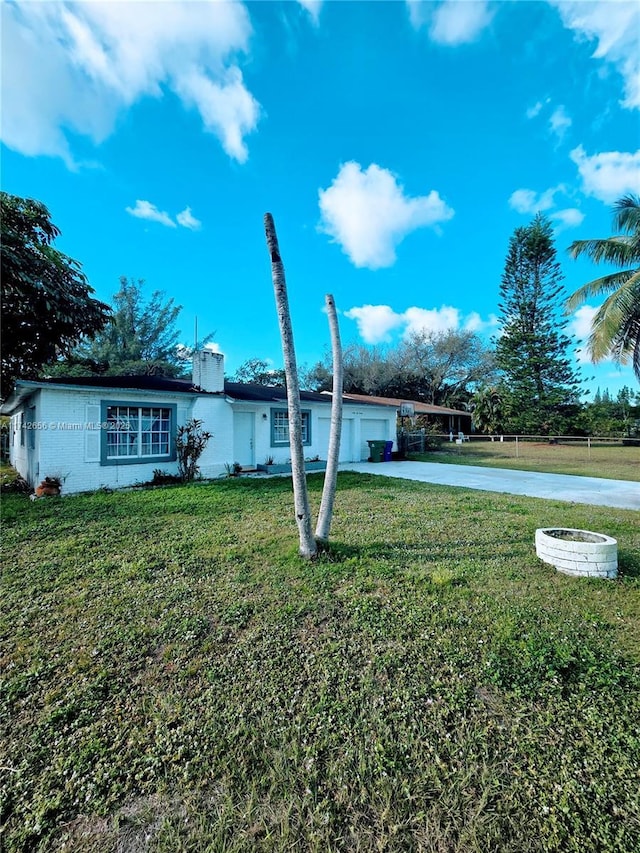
[192,350,224,392]
[8,383,398,493]
[36,387,199,493]
[192,396,234,476]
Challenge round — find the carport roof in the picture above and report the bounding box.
[341,392,469,417]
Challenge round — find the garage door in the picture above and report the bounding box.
[360,418,388,461]
[317,417,353,462]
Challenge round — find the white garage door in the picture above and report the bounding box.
[360,418,388,460]
[317,417,353,462]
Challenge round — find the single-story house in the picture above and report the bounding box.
[339,392,472,434]
[1,350,399,494]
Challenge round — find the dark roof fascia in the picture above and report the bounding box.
[0,381,42,414]
[27,377,205,394]
[0,378,204,414]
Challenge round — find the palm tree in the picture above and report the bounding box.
[471,385,504,434]
[565,194,640,380]
[315,293,343,544]
[264,212,317,559]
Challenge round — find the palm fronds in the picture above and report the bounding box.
[565,194,640,380]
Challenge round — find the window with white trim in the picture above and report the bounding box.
[101,402,177,465]
[271,408,311,446]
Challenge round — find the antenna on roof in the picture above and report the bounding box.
[194,316,198,353]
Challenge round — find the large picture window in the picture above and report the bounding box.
[271,408,311,447]
[101,402,177,465]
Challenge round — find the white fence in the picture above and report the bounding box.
[401,430,639,459]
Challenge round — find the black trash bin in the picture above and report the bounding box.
[383,441,393,461]
[367,440,386,462]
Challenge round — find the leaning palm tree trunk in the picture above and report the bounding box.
[264,213,317,559]
[315,294,343,543]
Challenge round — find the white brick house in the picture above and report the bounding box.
[1,351,398,494]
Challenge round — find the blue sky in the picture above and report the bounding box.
[2,0,639,397]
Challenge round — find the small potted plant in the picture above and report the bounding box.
[222,462,243,477]
[34,475,63,497]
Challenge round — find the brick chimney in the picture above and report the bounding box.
[192,349,224,392]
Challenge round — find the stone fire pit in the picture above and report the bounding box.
[535,528,618,579]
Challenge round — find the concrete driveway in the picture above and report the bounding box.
[339,461,640,510]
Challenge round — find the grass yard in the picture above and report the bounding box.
[410,441,640,481]
[2,473,640,852]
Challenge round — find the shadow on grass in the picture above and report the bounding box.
[618,549,640,579]
[315,540,361,562]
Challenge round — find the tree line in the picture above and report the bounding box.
[1,190,638,437]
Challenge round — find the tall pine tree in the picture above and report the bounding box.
[46,277,187,378]
[496,214,582,434]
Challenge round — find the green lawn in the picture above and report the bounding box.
[2,474,639,852]
[410,440,640,481]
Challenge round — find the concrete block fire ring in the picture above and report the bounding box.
[535,528,618,579]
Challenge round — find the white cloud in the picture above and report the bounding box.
[429,0,494,45]
[509,186,560,214]
[406,0,429,30]
[0,1,260,164]
[569,305,600,363]
[570,146,640,204]
[568,305,629,368]
[344,303,497,344]
[524,98,572,143]
[176,340,222,361]
[344,305,405,344]
[126,200,176,228]
[297,0,322,24]
[464,311,500,333]
[174,66,259,164]
[508,186,584,229]
[177,207,202,231]
[126,201,204,230]
[403,306,461,337]
[552,208,585,230]
[549,105,572,141]
[318,161,454,270]
[526,101,544,120]
[407,0,493,44]
[509,189,537,214]
[549,0,640,110]
[570,305,598,340]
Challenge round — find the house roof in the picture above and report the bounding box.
[0,375,204,413]
[1,375,397,414]
[39,374,202,392]
[340,392,470,417]
[225,382,353,406]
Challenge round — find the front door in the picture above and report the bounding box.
[233,412,255,468]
